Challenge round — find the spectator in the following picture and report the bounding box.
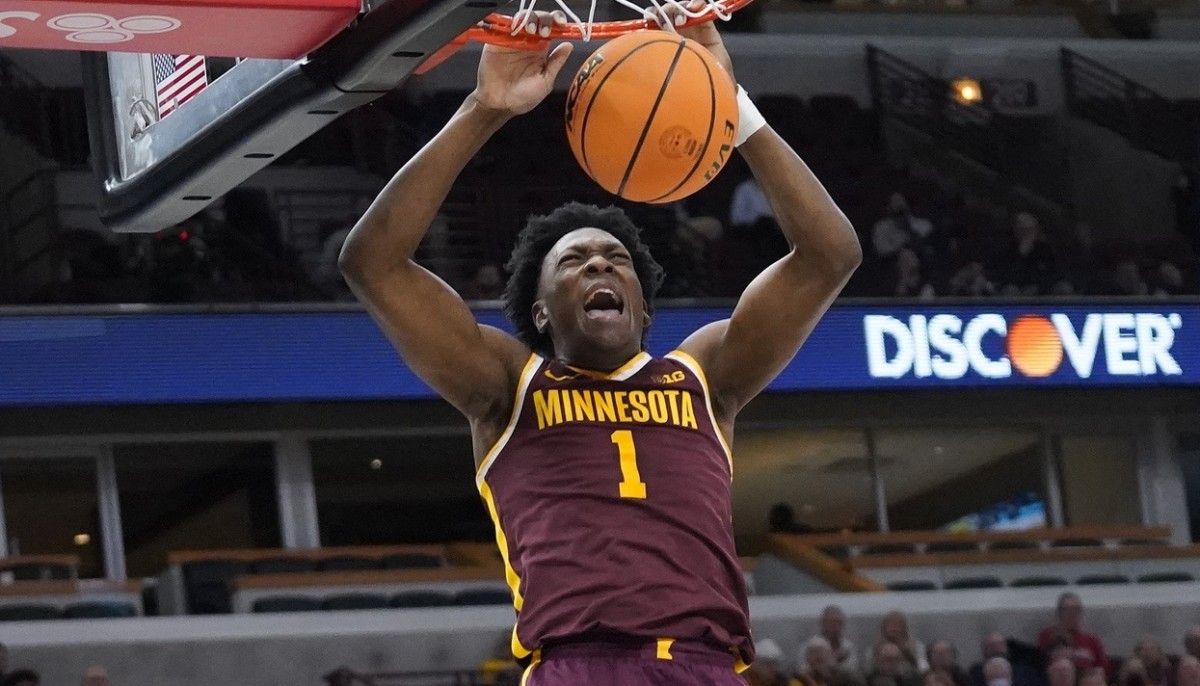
[868,642,920,686]
[809,605,859,674]
[1054,222,1100,295]
[1186,628,1200,661]
[1120,659,1150,686]
[460,263,505,301]
[0,670,38,686]
[1136,638,1176,686]
[1178,657,1200,686]
[659,216,723,298]
[969,633,1042,686]
[798,636,864,686]
[316,222,354,300]
[1046,659,1076,686]
[81,667,110,686]
[770,503,813,534]
[887,248,936,299]
[730,177,775,228]
[1110,258,1150,297]
[996,212,1056,296]
[748,638,800,686]
[927,672,958,686]
[1151,261,1188,298]
[984,657,1015,686]
[948,259,997,298]
[929,640,969,686]
[868,611,928,674]
[730,178,788,266]
[872,192,934,261]
[1038,593,1109,674]
[1079,668,1107,686]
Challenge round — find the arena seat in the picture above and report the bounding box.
[988,540,1041,552]
[252,558,317,575]
[381,553,444,569]
[318,556,380,572]
[944,576,1004,590]
[181,559,248,614]
[390,591,456,608]
[0,555,78,581]
[0,604,62,621]
[1076,574,1131,585]
[454,588,512,606]
[1136,572,1195,583]
[1010,576,1069,588]
[252,596,323,613]
[886,580,939,592]
[926,541,980,554]
[62,601,138,619]
[322,593,390,611]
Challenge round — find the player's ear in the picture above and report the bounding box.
[533,300,550,334]
[642,300,651,328]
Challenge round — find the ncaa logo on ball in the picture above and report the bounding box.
[659,126,699,160]
[565,53,604,134]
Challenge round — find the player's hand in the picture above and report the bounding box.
[474,12,574,117]
[657,0,734,79]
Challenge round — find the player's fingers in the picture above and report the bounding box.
[544,41,574,79]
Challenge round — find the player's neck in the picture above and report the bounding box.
[554,346,644,374]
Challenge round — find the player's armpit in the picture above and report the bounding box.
[346,261,530,421]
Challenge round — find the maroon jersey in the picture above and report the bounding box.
[476,350,753,665]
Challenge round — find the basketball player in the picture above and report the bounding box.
[339,9,861,685]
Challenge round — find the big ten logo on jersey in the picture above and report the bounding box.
[0,11,181,43]
[702,120,736,182]
[565,53,604,134]
[654,370,686,385]
[865,312,1184,381]
[532,388,699,431]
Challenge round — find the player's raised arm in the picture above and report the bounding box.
[673,18,862,419]
[339,23,574,420]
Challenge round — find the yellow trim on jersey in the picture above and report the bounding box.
[731,647,750,673]
[479,479,524,612]
[664,351,734,474]
[476,353,542,484]
[512,628,533,661]
[518,648,541,686]
[566,351,652,381]
[656,638,675,660]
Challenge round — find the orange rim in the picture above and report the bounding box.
[460,0,753,48]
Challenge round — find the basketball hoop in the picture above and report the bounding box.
[462,0,753,48]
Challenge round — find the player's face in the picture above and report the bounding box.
[536,228,646,364]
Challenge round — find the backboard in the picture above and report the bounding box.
[78,0,501,232]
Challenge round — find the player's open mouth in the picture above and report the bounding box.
[583,287,624,321]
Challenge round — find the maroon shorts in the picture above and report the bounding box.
[521,640,748,686]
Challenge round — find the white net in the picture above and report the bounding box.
[506,0,734,41]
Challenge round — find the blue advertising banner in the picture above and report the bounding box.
[0,303,1196,406]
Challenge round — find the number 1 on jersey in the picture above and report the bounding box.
[611,430,647,499]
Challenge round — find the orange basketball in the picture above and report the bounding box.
[564,30,739,204]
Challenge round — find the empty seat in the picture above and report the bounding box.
[318,556,380,572]
[1011,576,1069,588]
[4,562,73,581]
[1136,572,1195,584]
[945,577,1003,590]
[926,541,979,554]
[381,553,443,569]
[322,594,390,611]
[251,557,315,575]
[862,543,916,556]
[252,596,323,613]
[455,588,513,606]
[0,604,61,621]
[63,602,137,619]
[886,581,938,592]
[1077,574,1130,585]
[390,591,456,609]
[181,559,247,615]
[989,540,1040,552]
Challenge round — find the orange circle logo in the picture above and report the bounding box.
[1006,315,1063,377]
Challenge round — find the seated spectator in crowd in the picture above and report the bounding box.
[868,642,921,686]
[808,605,859,674]
[1046,658,1076,686]
[927,671,957,686]
[770,502,813,534]
[948,259,997,297]
[1038,593,1110,674]
[1110,258,1150,297]
[459,263,504,301]
[867,611,928,674]
[1186,629,1200,661]
[872,192,934,261]
[730,177,788,265]
[81,667,110,686]
[798,637,865,686]
[0,669,38,686]
[997,212,1056,296]
[1079,668,1107,686]
[887,249,936,299]
[982,657,1016,686]
[1121,659,1151,686]
[748,639,800,686]
[1045,635,1076,666]
[659,216,723,298]
[1052,222,1100,296]
[929,640,969,686]
[730,177,775,229]
[1152,261,1188,298]
[969,633,1042,686]
[1178,656,1200,686]
[1136,638,1177,686]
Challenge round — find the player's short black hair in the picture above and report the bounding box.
[503,202,665,358]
